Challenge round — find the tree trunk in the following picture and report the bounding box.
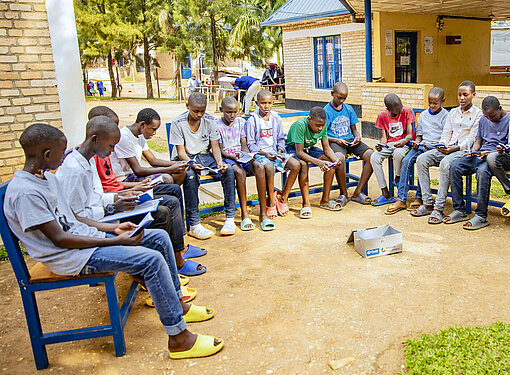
[210,11,219,86]
[107,51,118,98]
[143,36,154,99]
[82,63,88,96]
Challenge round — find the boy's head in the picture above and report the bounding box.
[88,106,119,126]
[256,89,274,115]
[136,108,161,139]
[187,92,207,122]
[85,115,120,158]
[307,107,327,134]
[219,96,238,125]
[458,80,476,110]
[331,82,348,107]
[384,93,403,116]
[427,87,445,113]
[481,96,504,123]
[20,123,67,170]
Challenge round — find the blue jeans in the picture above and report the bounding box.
[82,229,187,335]
[450,156,492,219]
[397,147,423,202]
[153,183,185,252]
[182,153,236,226]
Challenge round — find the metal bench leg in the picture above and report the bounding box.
[345,161,350,184]
[21,291,49,370]
[388,157,395,197]
[362,160,368,195]
[104,277,126,357]
[465,175,472,214]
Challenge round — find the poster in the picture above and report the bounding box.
[400,55,410,66]
[424,36,433,54]
[385,30,393,56]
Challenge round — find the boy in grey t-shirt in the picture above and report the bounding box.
[4,123,223,359]
[170,92,236,239]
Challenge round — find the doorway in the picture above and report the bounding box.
[395,31,417,83]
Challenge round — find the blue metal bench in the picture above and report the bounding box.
[0,181,140,370]
[165,111,366,228]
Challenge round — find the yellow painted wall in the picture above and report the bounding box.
[374,12,501,107]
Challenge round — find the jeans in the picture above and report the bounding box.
[370,143,409,189]
[182,153,236,226]
[154,183,185,252]
[416,149,464,210]
[82,229,187,335]
[397,147,423,202]
[450,156,493,219]
[486,152,510,194]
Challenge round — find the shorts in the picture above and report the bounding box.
[223,158,254,174]
[124,172,161,183]
[329,139,371,158]
[285,145,324,161]
[254,154,288,172]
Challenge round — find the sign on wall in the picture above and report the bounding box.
[385,30,393,55]
[424,36,433,54]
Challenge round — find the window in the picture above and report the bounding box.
[314,35,342,89]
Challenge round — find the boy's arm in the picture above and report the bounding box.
[294,142,330,170]
[275,117,286,153]
[37,220,143,249]
[245,118,261,153]
[123,156,187,177]
[142,149,179,167]
[210,140,227,169]
[321,139,340,162]
[395,123,414,147]
[219,142,238,161]
[240,137,250,153]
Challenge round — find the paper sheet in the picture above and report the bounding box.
[129,212,154,237]
[99,198,161,222]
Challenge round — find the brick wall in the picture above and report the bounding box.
[0,0,61,183]
[360,82,433,123]
[474,86,510,111]
[281,15,363,32]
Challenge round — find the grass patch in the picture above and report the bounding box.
[0,243,26,262]
[147,139,169,154]
[198,194,259,219]
[402,322,510,374]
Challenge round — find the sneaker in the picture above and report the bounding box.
[188,224,214,240]
[220,220,236,236]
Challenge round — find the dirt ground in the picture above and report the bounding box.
[1,100,510,374]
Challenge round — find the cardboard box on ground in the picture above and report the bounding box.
[347,225,403,259]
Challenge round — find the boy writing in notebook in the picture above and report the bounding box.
[4,123,223,360]
[370,93,415,206]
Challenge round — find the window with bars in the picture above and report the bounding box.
[313,35,342,89]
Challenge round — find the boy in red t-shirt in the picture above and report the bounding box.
[370,93,415,206]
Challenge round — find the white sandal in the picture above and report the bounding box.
[299,206,312,219]
[220,220,236,235]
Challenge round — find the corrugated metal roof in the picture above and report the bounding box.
[261,0,351,26]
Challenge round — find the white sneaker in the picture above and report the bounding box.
[220,220,236,236]
[188,224,214,240]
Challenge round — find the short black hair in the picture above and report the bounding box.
[188,92,207,107]
[459,80,476,93]
[256,89,273,102]
[88,106,119,123]
[384,93,402,109]
[85,115,119,138]
[136,108,160,125]
[428,87,445,99]
[20,123,65,156]
[309,106,326,121]
[332,82,348,93]
[482,96,501,111]
[221,96,238,109]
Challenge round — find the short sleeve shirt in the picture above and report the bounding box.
[286,116,328,149]
[4,171,104,276]
[94,155,123,192]
[325,102,359,140]
[258,119,274,153]
[375,106,416,143]
[415,108,449,146]
[476,113,510,152]
[216,117,247,156]
[169,112,219,158]
[110,126,149,178]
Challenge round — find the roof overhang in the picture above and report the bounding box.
[261,9,350,27]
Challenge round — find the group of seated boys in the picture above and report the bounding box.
[4,80,509,360]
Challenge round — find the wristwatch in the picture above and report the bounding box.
[105,204,116,215]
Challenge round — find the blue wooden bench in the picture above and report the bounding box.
[0,181,140,370]
[165,111,366,228]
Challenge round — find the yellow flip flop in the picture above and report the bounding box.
[183,304,215,323]
[169,334,224,359]
[140,275,189,292]
[502,200,510,217]
[145,286,197,307]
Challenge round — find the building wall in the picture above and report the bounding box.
[374,12,509,107]
[0,0,61,183]
[474,86,510,110]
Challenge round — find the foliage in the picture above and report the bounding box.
[402,323,510,374]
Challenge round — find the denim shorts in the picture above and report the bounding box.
[223,158,254,174]
[285,145,324,161]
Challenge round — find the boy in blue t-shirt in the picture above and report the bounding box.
[324,82,373,205]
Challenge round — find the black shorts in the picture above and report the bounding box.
[330,140,371,158]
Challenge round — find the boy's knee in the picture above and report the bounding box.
[264,163,274,172]
[370,152,382,164]
[362,149,373,161]
[486,152,499,168]
[337,153,345,161]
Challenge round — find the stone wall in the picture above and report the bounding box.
[474,86,510,110]
[0,0,61,183]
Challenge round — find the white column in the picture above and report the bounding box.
[45,0,87,147]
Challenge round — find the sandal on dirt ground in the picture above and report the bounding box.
[371,195,396,206]
[274,191,289,216]
[169,334,224,359]
[502,200,510,217]
[260,218,275,231]
[182,244,207,259]
[240,217,255,231]
[266,205,278,219]
[385,201,407,215]
[411,205,432,217]
[320,200,342,211]
[141,274,189,290]
[299,206,312,219]
[443,210,469,224]
[407,200,422,211]
[351,192,371,205]
[178,259,206,276]
[335,195,349,208]
[145,286,197,307]
[463,215,490,230]
[427,210,444,223]
[183,304,215,323]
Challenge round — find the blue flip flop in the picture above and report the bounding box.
[371,194,396,206]
[182,244,207,259]
[178,259,207,276]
